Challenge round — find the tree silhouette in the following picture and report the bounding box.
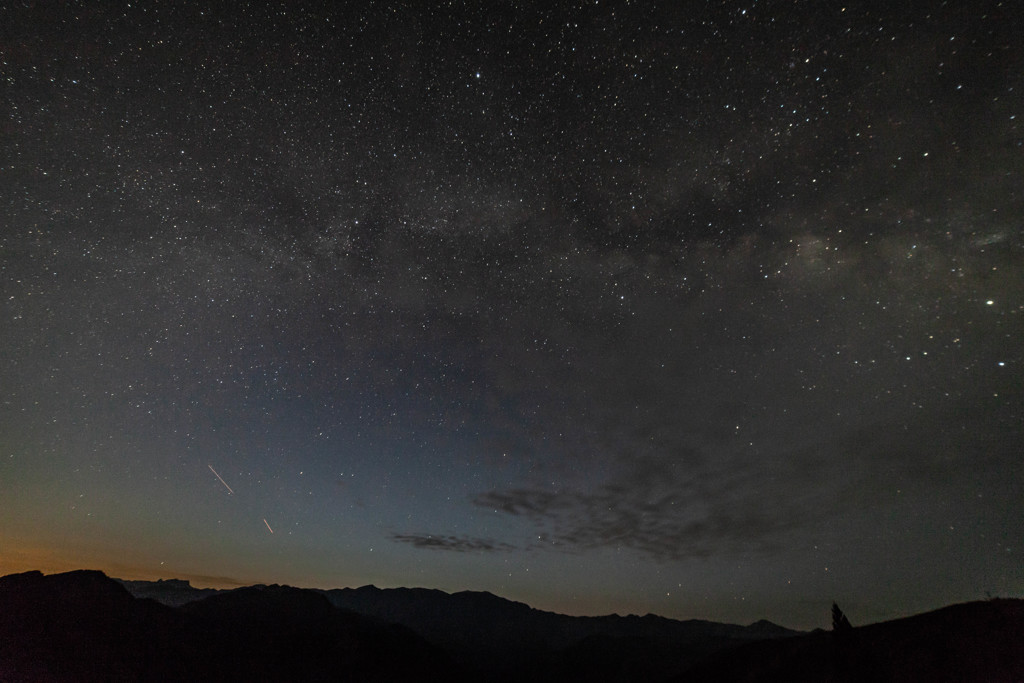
[831,602,852,632]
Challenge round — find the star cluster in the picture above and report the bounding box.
[2,1,1021,628]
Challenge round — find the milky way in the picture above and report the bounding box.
[2,1,1021,628]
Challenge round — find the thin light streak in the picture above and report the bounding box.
[207,464,234,495]
[263,518,274,534]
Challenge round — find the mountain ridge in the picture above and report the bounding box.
[674,598,1024,682]
[1,570,467,682]
[4,570,1019,682]
[118,574,793,631]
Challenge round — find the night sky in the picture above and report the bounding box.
[2,1,1022,630]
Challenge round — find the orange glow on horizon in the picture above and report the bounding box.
[0,539,250,589]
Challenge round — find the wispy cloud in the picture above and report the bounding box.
[470,403,1008,564]
[471,442,836,562]
[391,533,517,553]
[474,484,800,561]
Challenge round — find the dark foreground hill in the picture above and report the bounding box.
[674,598,1024,683]
[0,570,465,682]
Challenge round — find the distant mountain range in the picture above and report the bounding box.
[118,573,797,682]
[2,570,1020,682]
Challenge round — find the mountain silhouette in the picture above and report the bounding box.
[0,570,187,681]
[317,585,798,681]
[0,570,466,682]
[117,577,221,607]
[674,598,1024,682]
[179,584,465,682]
[6,569,1018,682]
[114,577,800,681]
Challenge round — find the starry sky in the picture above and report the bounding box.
[1,1,1021,630]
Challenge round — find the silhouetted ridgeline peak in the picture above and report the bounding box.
[675,598,1024,683]
[116,576,223,606]
[5,569,134,602]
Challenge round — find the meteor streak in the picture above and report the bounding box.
[263,518,274,533]
[207,464,234,495]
